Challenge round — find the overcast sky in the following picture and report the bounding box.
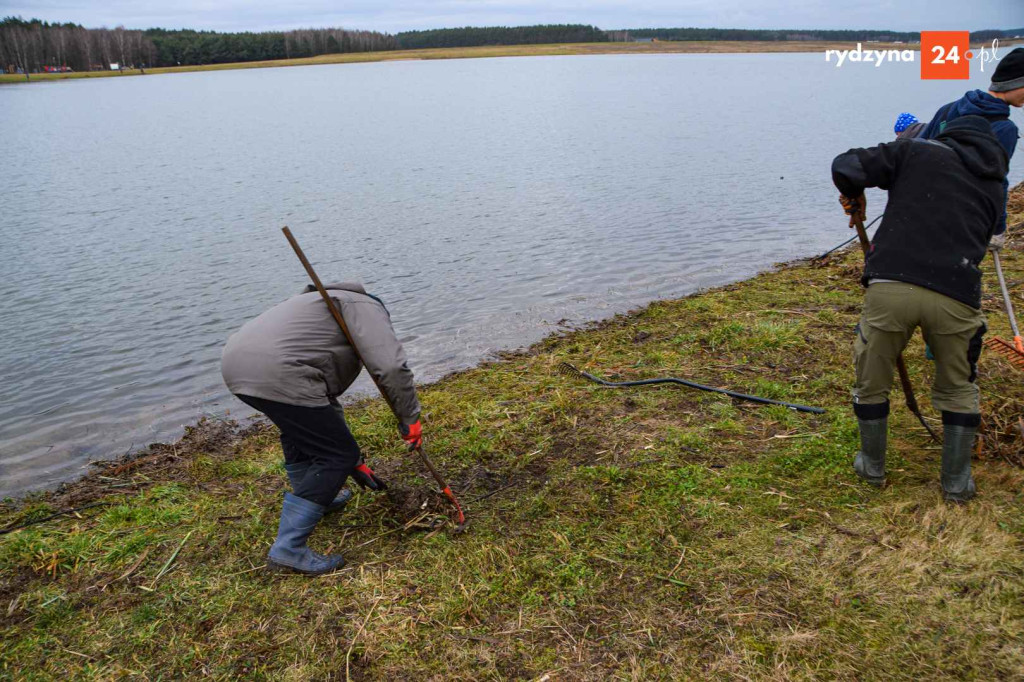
[1,0,1021,34]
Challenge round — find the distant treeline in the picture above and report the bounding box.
[0,17,155,74]
[394,24,607,49]
[3,16,1023,76]
[613,27,1024,43]
[402,26,1024,48]
[972,29,1024,42]
[0,17,395,74]
[615,28,919,42]
[146,28,396,66]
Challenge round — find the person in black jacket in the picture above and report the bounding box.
[831,115,1009,502]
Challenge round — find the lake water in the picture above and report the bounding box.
[1,52,1020,497]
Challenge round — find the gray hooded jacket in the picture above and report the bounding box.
[221,282,420,424]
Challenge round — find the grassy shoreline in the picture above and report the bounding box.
[0,39,929,83]
[2,186,1024,678]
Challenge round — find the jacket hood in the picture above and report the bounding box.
[302,281,367,295]
[937,116,1009,181]
[950,89,1011,118]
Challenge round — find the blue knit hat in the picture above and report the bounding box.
[893,112,919,134]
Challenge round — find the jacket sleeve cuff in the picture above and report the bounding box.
[994,213,1007,236]
[831,151,867,198]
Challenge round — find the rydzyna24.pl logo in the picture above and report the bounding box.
[825,31,1002,79]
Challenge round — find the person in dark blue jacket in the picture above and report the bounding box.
[920,47,1024,243]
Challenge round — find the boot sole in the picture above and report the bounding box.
[853,468,885,487]
[265,559,346,576]
[324,490,354,515]
[324,501,349,515]
[853,454,885,487]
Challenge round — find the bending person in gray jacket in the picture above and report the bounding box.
[222,282,423,575]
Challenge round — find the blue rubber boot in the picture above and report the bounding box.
[284,462,353,514]
[267,493,346,575]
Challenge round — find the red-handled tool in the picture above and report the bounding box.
[993,251,1024,354]
[416,446,465,525]
[984,250,1024,371]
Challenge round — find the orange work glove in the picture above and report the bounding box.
[399,420,422,450]
[839,194,867,227]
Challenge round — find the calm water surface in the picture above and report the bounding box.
[1,53,1020,496]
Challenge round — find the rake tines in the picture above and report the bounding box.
[985,336,1024,371]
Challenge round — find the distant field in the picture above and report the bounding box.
[0,40,931,83]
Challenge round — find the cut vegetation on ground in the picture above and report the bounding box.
[3,185,1024,679]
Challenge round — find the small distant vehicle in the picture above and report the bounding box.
[42,65,73,73]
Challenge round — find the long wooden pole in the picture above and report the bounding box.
[281,226,466,525]
[851,216,940,443]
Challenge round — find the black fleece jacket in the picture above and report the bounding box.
[832,119,1008,308]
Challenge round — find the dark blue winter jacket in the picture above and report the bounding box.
[920,90,1019,234]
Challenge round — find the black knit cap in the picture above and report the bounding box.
[991,47,1024,92]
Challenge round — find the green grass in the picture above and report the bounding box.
[2,188,1024,679]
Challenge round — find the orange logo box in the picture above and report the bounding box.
[921,31,971,79]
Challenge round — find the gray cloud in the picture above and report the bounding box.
[1,0,1020,33]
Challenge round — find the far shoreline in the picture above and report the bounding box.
[0,39,977,84]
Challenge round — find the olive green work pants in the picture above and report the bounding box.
[853,282,986,415]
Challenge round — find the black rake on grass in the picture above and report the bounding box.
[558,362,825,414]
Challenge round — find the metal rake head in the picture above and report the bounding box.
[984,337,1024,371]
[557,361,585,378]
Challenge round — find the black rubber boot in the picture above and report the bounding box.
[941,413,979,503]
[284,462,352,514]
[853,417,887,486]
[267,493,346,575]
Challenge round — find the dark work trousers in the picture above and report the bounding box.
[236,394,361,508]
